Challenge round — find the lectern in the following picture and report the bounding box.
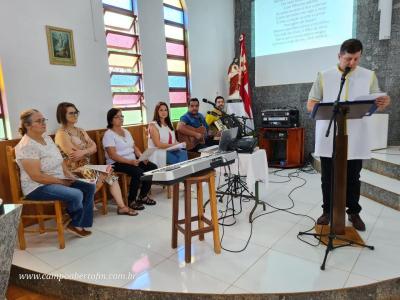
[312,99,377,234]
[299,99,376,270]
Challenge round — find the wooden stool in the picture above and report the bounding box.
[171,170,221,263]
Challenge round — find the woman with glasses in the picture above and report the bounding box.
[54,102,137,216]
[15,109,95,237]
[103,108,157,211]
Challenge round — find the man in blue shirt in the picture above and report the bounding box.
[177,98,211,151]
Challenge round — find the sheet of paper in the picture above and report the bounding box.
[166,142,186,151]
[353,92,387,101]
[138,148,157,161]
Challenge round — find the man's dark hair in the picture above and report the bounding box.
[187,98,199,106]
[214,96,224,104]
[340,39,363,54]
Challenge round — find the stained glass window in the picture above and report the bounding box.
[103,0,144,124]
[163,0,190,121]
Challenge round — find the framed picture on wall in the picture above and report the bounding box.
[45,25,76,66]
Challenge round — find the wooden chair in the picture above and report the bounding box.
[6,146,65,250]
[95,130,129,206]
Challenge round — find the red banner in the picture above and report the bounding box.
[239,34,252,118]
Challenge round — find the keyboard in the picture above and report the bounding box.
[141,151,237,184]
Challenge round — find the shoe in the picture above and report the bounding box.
[66,224,90,238]
[129,201,145,210]
[317,213,330,225]
[117,206,139,216]
[137,195,156,206]
[82,228,92,236]
[348,214,366,231]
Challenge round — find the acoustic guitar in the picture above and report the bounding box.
[177,124,206,150]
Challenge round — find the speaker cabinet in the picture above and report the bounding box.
[258,127,304,168]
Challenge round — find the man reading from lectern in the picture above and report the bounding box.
[205,96,225,136]
[307,39,390,231]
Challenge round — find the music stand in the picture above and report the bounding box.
[299,99,375,270]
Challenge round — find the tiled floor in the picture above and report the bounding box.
[12,167,400,294]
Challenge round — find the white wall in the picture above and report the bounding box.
[186,0,235,114]
[137,0,170,123]
[0,0,234,137]
[0,0,112,138]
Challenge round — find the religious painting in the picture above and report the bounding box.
[46,26,76,66]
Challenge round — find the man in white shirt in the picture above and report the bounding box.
[307,39,391,231]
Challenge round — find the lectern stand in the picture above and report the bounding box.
[299,99,375,270]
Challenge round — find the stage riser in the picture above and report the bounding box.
[363,158,400,180]
[311,154,400,212]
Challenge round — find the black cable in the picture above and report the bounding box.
[217,163,322,253]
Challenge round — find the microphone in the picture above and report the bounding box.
[202,98,216,107]
[341,66,351,80]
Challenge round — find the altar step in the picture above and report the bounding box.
[311,147,400,211]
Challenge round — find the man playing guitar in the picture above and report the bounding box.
[177,98,213,151]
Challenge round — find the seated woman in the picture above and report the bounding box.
[15,109,95,237]
[54,102,137,216]
[103,108,157,210]
[148,101,187,167]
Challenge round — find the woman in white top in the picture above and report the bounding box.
[55,102,137,216]
[102,108,157,211]
[148,101,185,167]
[15,109,95,238]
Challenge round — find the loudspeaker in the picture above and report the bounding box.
[258,127,304,168]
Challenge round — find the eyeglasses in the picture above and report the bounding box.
[114,115,124,119]
[33,118,48,124]
[67,111,80,116]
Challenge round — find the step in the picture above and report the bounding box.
[311,153,400,211]
[364,147,400,180]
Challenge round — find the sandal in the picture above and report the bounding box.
[138,195,157,206]
[129,201,145,211]
[117,206,139,216]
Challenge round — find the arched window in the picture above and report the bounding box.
[0,63,7,140]
[102,0,144,124]
[163,0,190,121]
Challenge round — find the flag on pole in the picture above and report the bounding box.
[239,34,253,119]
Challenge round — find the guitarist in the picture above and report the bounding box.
[177,98,212,151]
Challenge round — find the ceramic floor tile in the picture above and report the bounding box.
[352,242,400,281]
[272,223,364,272]
[234,249,350,293]
[224,285,252,294]
[53,240,166,287]
[344,273,377,288]
[124,259,230,293]
[122,218,183,258]
[169,234,268,284]
[12,249,54,274]
[25,229,119,269]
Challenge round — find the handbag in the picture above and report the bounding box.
[166,149,188,164]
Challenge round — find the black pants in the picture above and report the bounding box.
[320,157,362,215]
[113,161,158,205]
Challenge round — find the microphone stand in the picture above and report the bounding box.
[298,68,374,270]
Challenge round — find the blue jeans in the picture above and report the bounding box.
[25,180,96,228]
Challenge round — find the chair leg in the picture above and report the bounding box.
[184,182,192,263]
[167,185,172,199]
[101,185,108,215]
[36,204,45,234]
[171,184,179,249]
[196,182,205,241]
[17,219,26,250]
[120,175,128,207]
[54,202,65,249]
[209,173,221,254]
